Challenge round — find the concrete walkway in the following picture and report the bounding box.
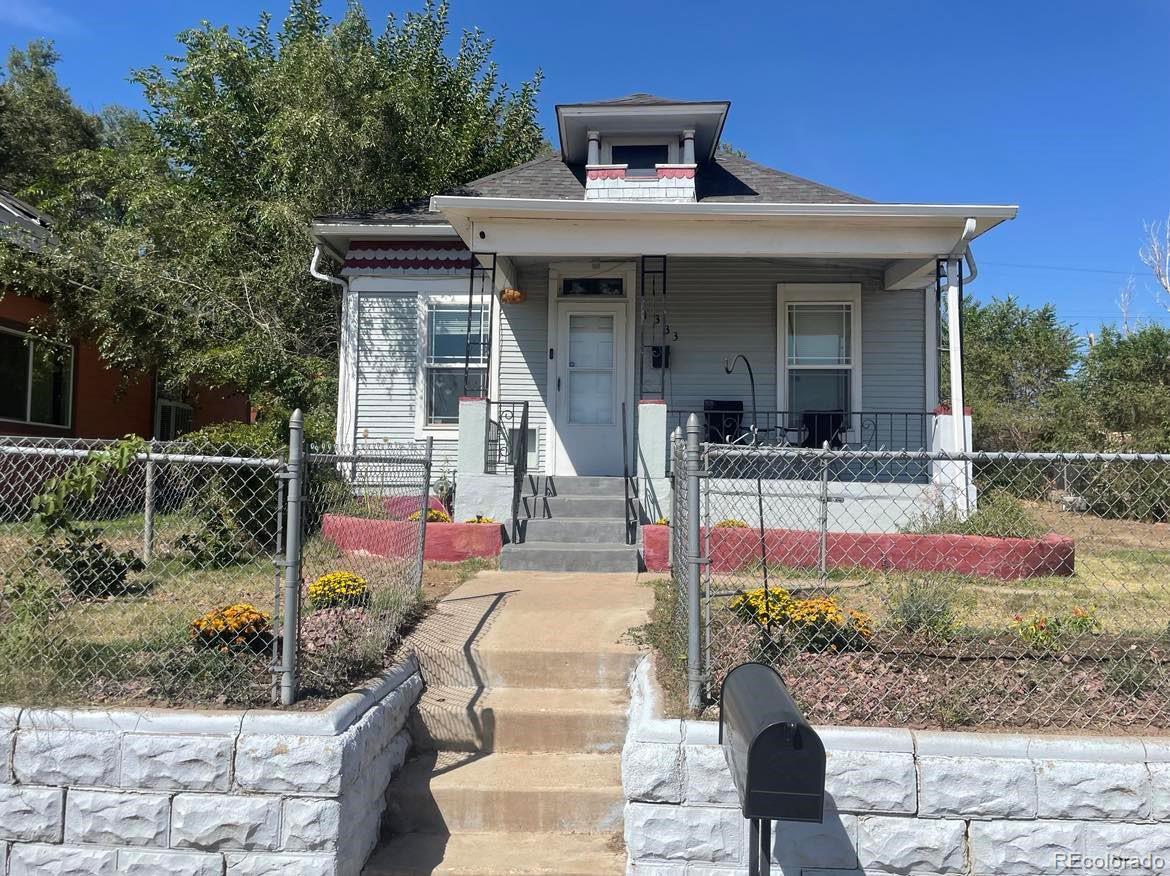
[364,570,651,875]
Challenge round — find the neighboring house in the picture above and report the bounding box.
[309,94,1015,570]
[0,191,249,441]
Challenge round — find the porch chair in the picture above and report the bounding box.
[702,400,745,444]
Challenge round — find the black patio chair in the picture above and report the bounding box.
[703,400,744,444]
[800,411,847,449]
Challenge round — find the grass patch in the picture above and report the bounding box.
[906,490,1046,539]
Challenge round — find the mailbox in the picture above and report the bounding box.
[719,662,826,823]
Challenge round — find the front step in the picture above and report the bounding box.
[412,685,627,753]
[526,475,628,497]
[363,831,625,875]
[500,542,639,573]
[384,751,623,834]
[524,494,628,519]
[521,516,629,543]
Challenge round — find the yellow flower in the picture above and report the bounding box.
[308,571,369,608]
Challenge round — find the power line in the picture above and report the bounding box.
[980,260,1140,277]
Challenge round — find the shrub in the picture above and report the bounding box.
[309,571,369,608]
[33,529,145,598]
[886,579,961,635]
[730,586,871,652]
[182,423,280,548]
[730,586,794,627]
[191,603,272,652]
[1103,657,1158,696]
[907,490,1045,539]
[1011,606,1100,647]
[407,508,451,523]
[174,511,253,569]
[714,518,748,528]
[463,515,496,524]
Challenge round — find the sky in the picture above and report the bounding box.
[3,0,1169,334]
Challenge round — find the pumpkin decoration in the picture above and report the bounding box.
[499,287,526,304]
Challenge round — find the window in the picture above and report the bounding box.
[425,303,486,426]
[786,303,853,414]
[155,398,193,441]
[611,144,668,177]
[561,277,624,297]
[0,327,73,427]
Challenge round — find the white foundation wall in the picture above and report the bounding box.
[0,659,423,876]
[623,659,1170,875]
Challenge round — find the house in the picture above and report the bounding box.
[0,191,250,441]
[308,94,1015,571]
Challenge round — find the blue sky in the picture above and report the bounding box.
[3,0,1168,332]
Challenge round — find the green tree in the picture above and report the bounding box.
[961,296,1081,450]
[1,1,543,437]
[1076,324,1170,451]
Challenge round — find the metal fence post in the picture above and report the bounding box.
[685,413,703,711]
[143,455,155,563]
[415,437,434,590]
[280,409,304,706]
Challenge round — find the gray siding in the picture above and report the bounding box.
[862,288,926,412]
[497,262,551,472]
[354,291,458,474]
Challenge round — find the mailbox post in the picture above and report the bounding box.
[719,662,826,876]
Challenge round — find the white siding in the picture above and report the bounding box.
[497,263,551,472]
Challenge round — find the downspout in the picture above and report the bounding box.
[309,246,354,450]
[945,220,976,455]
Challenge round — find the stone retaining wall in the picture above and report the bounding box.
[623,658,1170,875]
[0,658,423,876]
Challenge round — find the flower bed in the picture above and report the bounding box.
[321,514,503,562]
[639,524,1074,580]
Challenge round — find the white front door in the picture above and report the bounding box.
[553,302,627,475]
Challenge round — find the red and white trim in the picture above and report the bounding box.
[342,239,473,276]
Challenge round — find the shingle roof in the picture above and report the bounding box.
[558,92,719,108]
[315,151,870,225]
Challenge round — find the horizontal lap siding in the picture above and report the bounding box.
[497,262,550,472]
[355,292,458,475]
[862,288,927,451]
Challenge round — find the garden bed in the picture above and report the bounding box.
[639,524,1074,580]
[321,514,504,562]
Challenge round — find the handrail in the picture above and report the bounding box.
[510,401,530,545]
[622,401,635,545]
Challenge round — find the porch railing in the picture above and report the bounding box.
[486,400,528,474]
[666,409,933,453]
[510,402,530,544]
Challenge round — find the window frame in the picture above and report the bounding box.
[776,284,863,427]
[0,324,75,429]
[416,290,490,436]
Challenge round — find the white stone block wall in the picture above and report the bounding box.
[623,658,1170,875]
[0,659,422,876]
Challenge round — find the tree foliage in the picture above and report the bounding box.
[0,1,543,436]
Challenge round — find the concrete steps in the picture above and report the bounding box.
[500,542,638,573]
[364,831,625,875]
[364,571,649,876]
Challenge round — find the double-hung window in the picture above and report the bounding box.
[0,326,73,428]
[785,302,853,414]
[424,302,486,426]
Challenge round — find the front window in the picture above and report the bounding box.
[155,398,193,441]
[611,143,668,178]
[425,303,486,426]
[0,327,73,427]
[786,302,852,415]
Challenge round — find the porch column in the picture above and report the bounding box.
[636,399,668,522]
[944,256,967,454]
[456,396,488,477]
[587,130,600,166]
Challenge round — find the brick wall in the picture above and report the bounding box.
[623,658,1170,875]
[0,659,422,876]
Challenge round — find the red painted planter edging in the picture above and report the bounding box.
[321,515,503,563]
[639,524,1074,580]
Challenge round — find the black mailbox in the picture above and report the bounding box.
[719,662,826,823]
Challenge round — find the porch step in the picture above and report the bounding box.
[363,831,625,875]
[500,542,639,573]
[384,751,623,834]
[525,495,628,519]
[411,685,628,753]
[521,517,629,543]
[525,475,628,497]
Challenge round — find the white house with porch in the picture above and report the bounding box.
[308,93,1014,572]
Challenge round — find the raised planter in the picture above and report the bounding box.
[640,524,1074,579]
[322,515,504,563]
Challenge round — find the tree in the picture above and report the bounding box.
[961,296,1081,450]
[1075,324,1170,451]
[0,40,100,194]
[1,1,544,438]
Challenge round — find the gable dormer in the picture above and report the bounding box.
[555,94,729,203]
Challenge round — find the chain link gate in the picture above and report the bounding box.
[672,413,1170,731]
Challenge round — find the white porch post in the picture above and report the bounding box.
[945,257,966,453]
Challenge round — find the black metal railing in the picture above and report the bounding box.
[510,401,529,544]
[666,409,934,452]
[622,401,637,545]
[486,400,529,474]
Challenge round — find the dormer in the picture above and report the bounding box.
[555,94,730,203]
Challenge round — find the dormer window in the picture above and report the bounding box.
[611,144,669,177]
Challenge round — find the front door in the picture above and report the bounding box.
[553,302,627,475]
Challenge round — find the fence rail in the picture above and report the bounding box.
[0,417,432,709]
[670,413,1170,730]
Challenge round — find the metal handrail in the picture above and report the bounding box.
[622,401,636,545]
[510,401,530,544]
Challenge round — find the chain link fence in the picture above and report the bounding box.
[670,420,1170,731]
[0,421,431,708]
